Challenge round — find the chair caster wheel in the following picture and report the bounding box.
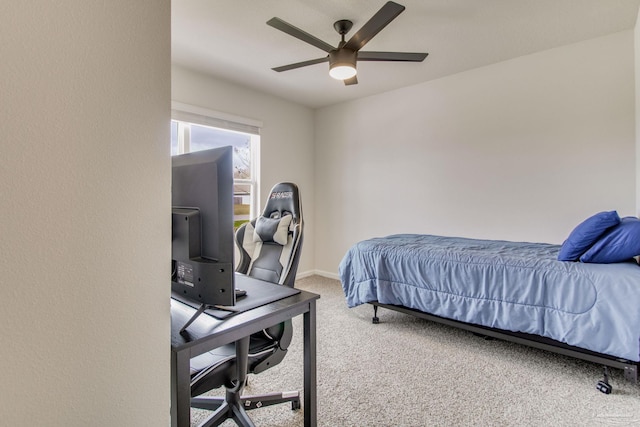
[372,317,379,324]
[596,380,612,394]
[291,400,301,410]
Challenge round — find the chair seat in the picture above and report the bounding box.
[190,344,236,376]
[190,331,286,397]
[190,344,238,397]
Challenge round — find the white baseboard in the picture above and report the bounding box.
[296,269,340,281]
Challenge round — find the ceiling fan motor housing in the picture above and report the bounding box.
[329,48,356,67]
[329,48,357,79]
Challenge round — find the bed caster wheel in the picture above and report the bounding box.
[291,399,301,410]
[596,380,612,394]
[372,305,380,324]
[597,366,612,394]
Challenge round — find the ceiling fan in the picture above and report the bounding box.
[267,1,428,85]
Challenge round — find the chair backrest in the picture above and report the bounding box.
[235,182,303,287]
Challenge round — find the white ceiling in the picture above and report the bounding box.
[172,0,640,109]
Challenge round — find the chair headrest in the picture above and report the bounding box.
[262,182,302,224]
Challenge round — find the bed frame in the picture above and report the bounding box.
[370,301,639,393]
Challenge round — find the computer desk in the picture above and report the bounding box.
[171,274,320,427]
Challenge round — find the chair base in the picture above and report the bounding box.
[192,391,301,427]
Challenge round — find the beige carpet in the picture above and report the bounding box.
[192,275,640,426]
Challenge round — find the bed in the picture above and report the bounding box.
[339,233,640,390]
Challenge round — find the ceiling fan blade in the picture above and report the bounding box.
[344,76,358,85]
[267,17,335,53]
[272,56,329,72]
[344,1,405,52]
[358,51,428,62]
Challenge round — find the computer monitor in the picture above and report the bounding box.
[171,146,236,312]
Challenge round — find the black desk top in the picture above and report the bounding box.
[171,275,319,354]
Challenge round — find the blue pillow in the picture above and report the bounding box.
[557,211,620,261]
[580,216,640,263]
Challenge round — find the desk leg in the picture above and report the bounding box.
[303,300,317,427]
[171,349,192,427]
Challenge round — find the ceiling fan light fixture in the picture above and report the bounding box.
[329,49,357,80]
[329,64,357,80]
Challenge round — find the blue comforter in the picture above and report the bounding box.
[339,234,640,362]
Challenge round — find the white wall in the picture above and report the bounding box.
[636,10,640,216]
[315,31,636,276]
[0,2,171,425]
[171,65,316,274]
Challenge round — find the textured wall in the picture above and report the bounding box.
[0,2,171,425]
[635,10,640,216]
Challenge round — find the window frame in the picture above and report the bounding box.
[171,102,261,221]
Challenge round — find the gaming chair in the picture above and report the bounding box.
[189,182,304,427]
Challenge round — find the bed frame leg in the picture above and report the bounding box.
[596,366,612,394]
[624,365,638,384]
[372,304,379,324]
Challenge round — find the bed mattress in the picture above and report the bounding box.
[339,234,640,362]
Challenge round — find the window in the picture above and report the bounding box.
[171,106,260,229]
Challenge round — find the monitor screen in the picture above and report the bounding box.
[171,146,235,307]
